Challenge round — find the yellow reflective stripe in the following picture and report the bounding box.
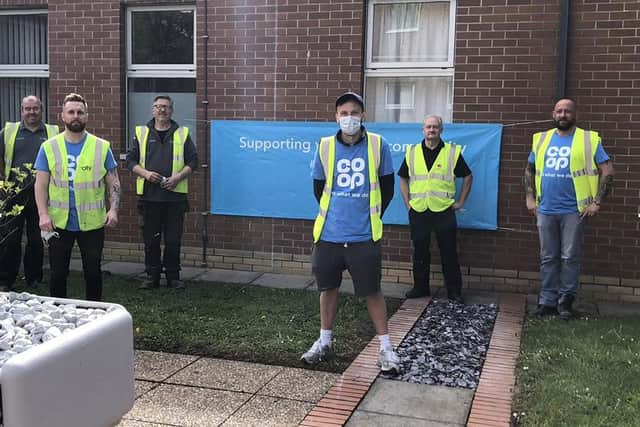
[45,124,59,138]
[410,190,456,199]
[534,130,552,159]
[48,200,69,209]
[137,126,149,168]
[319,137,331,179]
[50,138,65,182]
[408,144,416,178]
[318,208,327,218]
[94,139,105,181]
[369,133,381,172]
[446,143,456,180]
[76,200,105,212]
[74,181,103,190]
[582,131,598,176]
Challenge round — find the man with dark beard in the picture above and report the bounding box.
[0,95,59,291]
[525,97,614,320]
[34,93,120,301]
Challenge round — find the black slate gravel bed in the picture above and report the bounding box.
[383,299,497,389]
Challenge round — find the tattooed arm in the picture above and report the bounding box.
[105,168,121,227]
[581,160,614,217]
[524,162,537,215]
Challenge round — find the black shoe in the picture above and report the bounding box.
[168,279,185,289]
[533,304,558,317]
[405,287,431,299]
[139,280,160,290]
[558,301,573,321]
[27,279,45,288]
[448,295,465,304]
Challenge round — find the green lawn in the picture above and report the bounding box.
[513,315,640,426]
[28,271,402,372]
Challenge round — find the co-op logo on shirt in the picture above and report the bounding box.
[545,146,570,171]
[336,158,365,190]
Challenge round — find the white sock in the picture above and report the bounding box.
[378,334,392,352]
[320,329,332,347]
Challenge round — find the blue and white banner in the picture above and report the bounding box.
[211,121,503,230]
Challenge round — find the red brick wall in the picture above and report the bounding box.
[2,0,637,281]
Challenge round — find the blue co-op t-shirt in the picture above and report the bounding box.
[35,134,118,231]
[312,132,394,242]
[528,131,609,215]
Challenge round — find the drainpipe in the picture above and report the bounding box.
[556,0,570,99]
[201,0,210,267]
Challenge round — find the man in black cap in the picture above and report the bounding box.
[301,91,400,373]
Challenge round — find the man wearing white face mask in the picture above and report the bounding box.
[302,92,400,373]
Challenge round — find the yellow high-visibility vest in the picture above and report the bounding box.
[312,132,383,242]
[3,121,59,177]
[532,127,600,213]
[135,126,189,195]
[43,133,109,231]
[406,142,460,212]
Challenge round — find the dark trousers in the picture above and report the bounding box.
[0,191,43,287]
[48,227,104,301]
[138,200,186,281]
[409,208,463,298]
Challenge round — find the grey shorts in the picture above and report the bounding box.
[311,240,382,297]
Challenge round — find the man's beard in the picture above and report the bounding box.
[554,119,575,131]
[65,120,86,133]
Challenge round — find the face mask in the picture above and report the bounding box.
[339,116,361,135]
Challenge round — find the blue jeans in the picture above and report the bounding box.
[537,213,584,306]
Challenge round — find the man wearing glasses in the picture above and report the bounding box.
[126,95,198,289]
[0,95,59,291]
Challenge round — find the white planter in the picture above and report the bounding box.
[0,296,134,427]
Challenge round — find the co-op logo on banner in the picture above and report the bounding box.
[336,158,366,191]
[545,146,571,170]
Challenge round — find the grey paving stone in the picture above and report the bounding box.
[251,273,315,290]
[346,411,457,427]
[193,269,262,284]
[356,379,473,424]
[167,358,282,393]
[221,395,313,427]
[258,367,339,402]
[381,282,412,299]
[103,261,147,277]
[179,266,208,281]
[134,350,199,382]
[134,380,159,399]
[464,290,500,305]
[126,383,250,427]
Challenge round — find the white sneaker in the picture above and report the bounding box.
[301,339,332,365]
[377,348,400,373]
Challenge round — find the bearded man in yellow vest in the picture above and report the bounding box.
[398,115,473,303]
[34,93,121,301]
[525,97,614,320]
[301,92,400,374]
[0,95,59,291]
[126,95,198,290]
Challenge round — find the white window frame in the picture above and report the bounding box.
[366,0,456,70]
[0,9,49,78]
[126,5,196,78]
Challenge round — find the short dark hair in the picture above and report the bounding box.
[335,92,364,111]
[63,93,87,109]
[153,95,173,108]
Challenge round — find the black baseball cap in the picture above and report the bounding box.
[335,92,365,110]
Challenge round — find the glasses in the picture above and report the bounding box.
[153,104,171,111]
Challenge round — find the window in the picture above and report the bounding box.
[126,6,196,150]
[0,11,49,124]
[365,1,455,122]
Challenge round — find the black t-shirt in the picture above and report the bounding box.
[397,139,471,179]
[0,122,50,181]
